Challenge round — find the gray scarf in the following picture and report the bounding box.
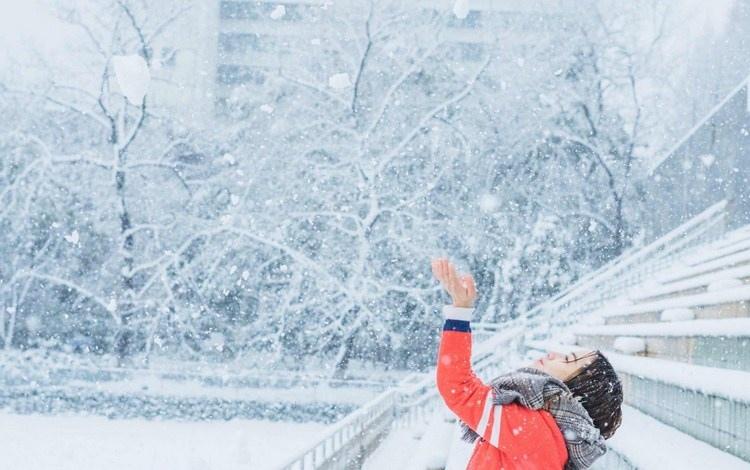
[461,367,606,470]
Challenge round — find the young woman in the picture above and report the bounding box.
[432,258,623,470]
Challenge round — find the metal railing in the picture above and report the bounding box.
[280,389,399,470]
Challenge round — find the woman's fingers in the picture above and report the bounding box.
[432,258,447,286]
[446,261,457,291]
[432,258,476,303]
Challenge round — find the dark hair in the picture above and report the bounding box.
[564,351,623,439]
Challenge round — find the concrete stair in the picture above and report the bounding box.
[607,286,750,324]
[574,318,750,371]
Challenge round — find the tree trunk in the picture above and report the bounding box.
[334,328,358,378]
[115,165,137,365]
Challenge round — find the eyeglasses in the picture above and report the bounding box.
[562,350,602,382]
[563,350,600,364]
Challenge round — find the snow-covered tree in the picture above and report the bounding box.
[0,0,734,373]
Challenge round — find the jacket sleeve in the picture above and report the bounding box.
[435,306,566,458]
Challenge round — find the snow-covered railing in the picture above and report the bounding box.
[472,321,505,343]
[519,200,728,337]
[280,389,399,470]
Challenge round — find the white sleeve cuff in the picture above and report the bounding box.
[442,305,474,322]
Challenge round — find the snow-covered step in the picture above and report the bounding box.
[526,341,750,462]
[364,409,455,470]
[591,406,750,470]
[601,285,750,325]
[362,425,422,469]
[656,249,750,285]
[682,235,750,267]
[629,264,750,303]
[679,224,750,258]
[574,318,750,371]
[675,224,750,267]
[711,224,750,250]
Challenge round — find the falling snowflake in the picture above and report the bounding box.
[112,54,150,104]
[270,5,286,20]
[478,194,500,213]
[698,153,716,167]
[453,0,469,19]
[328,73,351,89]
[64,230,79,244]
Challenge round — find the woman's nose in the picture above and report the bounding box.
[546,351,562,360]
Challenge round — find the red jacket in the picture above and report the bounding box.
[436,308,568,470]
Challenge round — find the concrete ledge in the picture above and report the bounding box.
[601,287,750,322]
[605,300,750,325]
[575,333,750,371]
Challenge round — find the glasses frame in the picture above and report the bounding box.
[562,350,602,382]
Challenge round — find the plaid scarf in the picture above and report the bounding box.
[461,367,606,470]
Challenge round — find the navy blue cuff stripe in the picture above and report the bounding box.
[443,319,471,332]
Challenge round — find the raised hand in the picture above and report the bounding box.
[431,258,477,308]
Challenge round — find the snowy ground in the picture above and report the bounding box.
[0,412,325,470]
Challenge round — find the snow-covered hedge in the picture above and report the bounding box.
[0,388,355,423]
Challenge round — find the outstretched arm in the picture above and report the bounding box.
[431,258,566,462]
[432,259,500,442]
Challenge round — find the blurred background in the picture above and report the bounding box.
[2,1,750,469]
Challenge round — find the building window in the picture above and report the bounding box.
[219,33,261,54]
[217,65,267,85]
[446,42,483,62]
[219,33,296,59]
[459,42,483,62]
[448,10,481,28]
[220,2,306,22]
[220,1,260,20]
